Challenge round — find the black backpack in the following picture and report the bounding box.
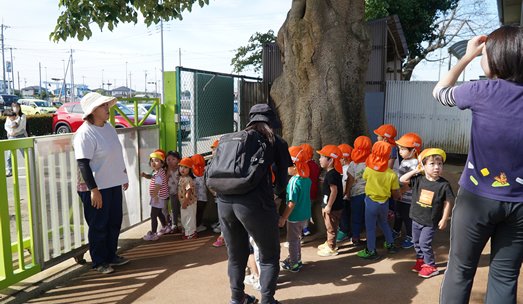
[205,129,270,195]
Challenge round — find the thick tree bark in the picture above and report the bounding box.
[271,0,372,149]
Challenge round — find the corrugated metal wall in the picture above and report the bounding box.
[239,80,269,130]
[366,20,387,92]
[262,42,283,85]
[385,81,471,154]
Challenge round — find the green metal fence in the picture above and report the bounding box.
[174,67,262,157]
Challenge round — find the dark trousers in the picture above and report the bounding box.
[339,199,352,235]
[217,198,280,304]
[78,186,123,268]
[350,194,366,240]
[196,200,207,227]
[440,188,523,304]
[393,201,412,237]
[412,220,436,266]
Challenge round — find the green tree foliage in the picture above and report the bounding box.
[365,0,458,59]
[231,30,277,74]
[50,0,210,42]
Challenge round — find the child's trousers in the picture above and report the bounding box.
[169,194,180,227]
[412,220,436,266]
[350,194,366,239]
[365,196,394,252]
[393,201,412,236]
[286,219,307,265]
[339,199,352,235]
[323,208,342,250]
[180,203,197,236]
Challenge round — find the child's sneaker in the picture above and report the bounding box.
[317,241,338,251]
[211,221,220,229]
[244,274,259,285]
[283,255,302,269]
[317,246,338,257]
[392,230,401,240]
[351,238,362,246]
[401,236,414,249]
[253,281,261,291]
[213,236,226,247]
[182,232,197,239]
[357,248,380,260]
[336,231,349,242]
[197,225,207,232]
[412,258,424,272]
[281,259,301,272]
[418,264,439,278]
[143,231,158,241]
[302,228,311,236]
[170,226,180,234]
[384,241,397,253]
[387,210,395,221]
[213,223,221,233]
[230,293,258,304]
[157,225,171,236]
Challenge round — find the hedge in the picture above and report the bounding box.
[0,114,54,140]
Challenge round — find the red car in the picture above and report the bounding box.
[52,101,157,134]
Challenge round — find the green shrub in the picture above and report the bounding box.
[0,114,54,140]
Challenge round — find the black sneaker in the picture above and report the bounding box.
[94,262,114,274]
[230,294,258,304]
[109,255,129,266]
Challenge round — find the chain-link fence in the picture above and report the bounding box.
[176,67,266,158]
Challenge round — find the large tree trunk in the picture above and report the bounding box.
[272,0,372,150]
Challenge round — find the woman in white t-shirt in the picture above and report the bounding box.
[73,92,129,274]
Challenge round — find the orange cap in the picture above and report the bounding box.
[396,133,422,154]
[289,146,310,178]
[179,157,194,169]
[338,144,353,162]
[300,144,313,161]
[374,124,397,146]
[316,145,343,174]
[210,140,219,149]
[191,154,205,177]
[351,136,372,163]
[366,141,392,172]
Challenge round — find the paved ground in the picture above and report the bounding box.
[2,160,523,304]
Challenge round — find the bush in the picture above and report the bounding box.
[0,114,54,140]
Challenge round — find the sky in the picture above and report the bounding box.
[0,0,498,94]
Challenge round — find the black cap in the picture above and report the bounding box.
[246,104,281,129]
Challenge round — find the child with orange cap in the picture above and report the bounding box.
[400,148,453,278]
[299,143,321,236]
[346,136,372,246]
[178,157,198,239]
[357,141,400,260]
[192,154,208,233]
[208,140,226,247]
[140,150,171,240]
[392,133,422,249]
[166,150,181,233]
[337,144,353,243]
[374,124,399,221]
[279,146,311,272]
[316,145,344,256]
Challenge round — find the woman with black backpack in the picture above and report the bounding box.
[209,104,291,304]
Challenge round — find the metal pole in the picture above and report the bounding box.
[161,19,165,104]
[39,62,41,96]
[144,70,147,96]
[10,47,14,94]
[129,72,132,97]
[70,49,75,102]
[1,23,6,93]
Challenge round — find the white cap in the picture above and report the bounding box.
[80,92,117,120]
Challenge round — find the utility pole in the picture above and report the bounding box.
[125,62,128,89]
[129,72,132,97]
[1,22,10,93]
[179,48,181,66]
[160,18,165,104]
[39,62,41,96]
[144,70,147,96]
[155,67,157,98]
[70,49,75,102]
[9,47,14,94]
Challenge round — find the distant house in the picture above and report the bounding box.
[110,86,135,97]
[21,86,44,96]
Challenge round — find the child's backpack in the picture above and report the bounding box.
[205,129,270,195]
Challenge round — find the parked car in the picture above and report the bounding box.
[136,103,191,139]
[52,101,156,134]
[0,94,20,115]
[180,100,238,133]
[19,99,57,115]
